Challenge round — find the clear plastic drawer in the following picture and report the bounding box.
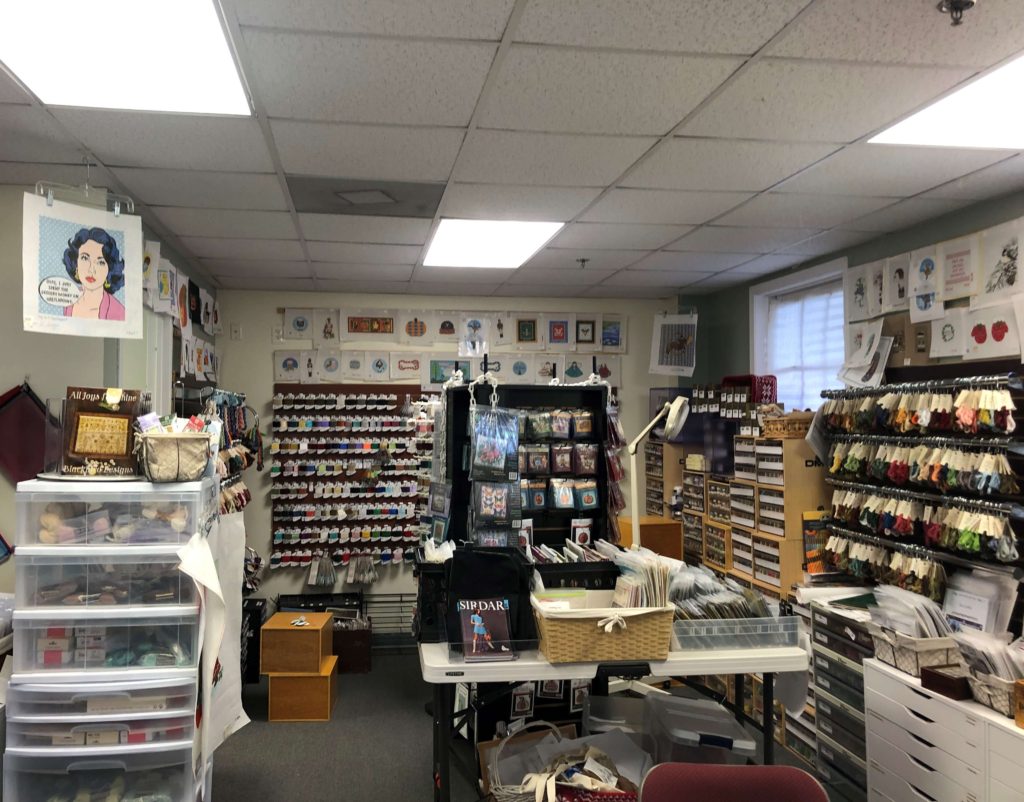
[16,478,216,546]
[13,607,199,681]
[4,745,193,802]
[8,714,194,748]
[16,546,197,610]
[7,677,197,720]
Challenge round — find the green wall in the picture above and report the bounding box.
[686,188,1024,379]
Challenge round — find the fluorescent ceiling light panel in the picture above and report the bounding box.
[870,55,1024,149]
[423,219,564,268]
[0,0,250,115]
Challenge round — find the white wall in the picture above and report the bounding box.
[217,290,676,600]
[0,186,107,592]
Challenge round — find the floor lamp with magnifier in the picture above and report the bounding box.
[627,396,690,550]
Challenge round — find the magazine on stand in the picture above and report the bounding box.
[457,597,516,662]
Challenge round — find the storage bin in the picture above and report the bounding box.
[261,611,333,674]
[16,545,196,610]
[865,623,959,678]
[16,478,216,546]
[4,744,193,802]
[966,671,1015,717]
[582,695,653,754]
[645,694,755,765]
[531,591,673,664]
[6,677,197,719]
[8,714,193,748]
[12,607,200,681]
[672,616,799,651]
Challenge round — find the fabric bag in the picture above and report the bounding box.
[135,431,211,482]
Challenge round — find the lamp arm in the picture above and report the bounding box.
[627,404,670,456]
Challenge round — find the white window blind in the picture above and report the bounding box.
[765,279,845,410]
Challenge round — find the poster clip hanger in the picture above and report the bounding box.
[35,181,136,215]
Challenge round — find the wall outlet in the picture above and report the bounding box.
[272,326,284,343]
[230,323,243,341]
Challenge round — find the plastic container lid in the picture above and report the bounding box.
[645,694,756,755]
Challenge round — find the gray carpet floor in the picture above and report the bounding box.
[212,652,478,802]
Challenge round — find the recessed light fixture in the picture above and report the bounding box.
[870,54,1024,149]
[0,0,250,115]
[423,219,564,269]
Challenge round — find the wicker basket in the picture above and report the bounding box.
[532,594,674,664]
[865,622,960,678]
[761,412,814,439]
[967,671,1015,717]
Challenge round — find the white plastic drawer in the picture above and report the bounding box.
[869,761,960,802]
[867,732,973,802]
[991,749,1024,790]
[865,690,983,770]
[7,677,197,720]
[864,662,983,746]
[16,478,215,546]
[865,710,983,798]
[16,546,197,610]
[989,722,1024,763]
[13,607,199,681]
[4,744,193,802]
[992,777,1024,802]
[8,715,193,748]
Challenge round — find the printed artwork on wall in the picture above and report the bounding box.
[156,258,176,318]
[315,349,343,382]
[649,312,698,377]
[458,313,490,358]
[543,313,575,350]
[283,308,312,339]
[594,355,621,386]
[974,223,1020,309]
[964,302,1021,359]
[273,350,302,382]
[299,350,318,384]
[532,354,564,384]
[346,311,395,338]
[844,263,869,322]
[199,287,213,335]
[510,354,534,381]
[866,260,885,319]
[313,308,340,347]
[176,269,190,336]
[908,249,943,323]
[421,356,472,390]
[431,311,459,344]
[188,280,202,326]
[365,351,391,381]
[142,239,160,311]
[22,193,143,339]
[601,314,627,353]
[389,351,421,380]
[941,236,977,301]
[491,312,512,350]
[929,308,966,359]
[515,315,541,349]
[397,310,431,345]
[882,253,910,313]
[211,300,222,335]
[340,351,369,381]
[575,315,600,351]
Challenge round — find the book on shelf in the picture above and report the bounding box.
[457,597,516,662]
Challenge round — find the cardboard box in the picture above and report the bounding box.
[267,655,338,722]
[477,724,577,794]
[261,611,332,674]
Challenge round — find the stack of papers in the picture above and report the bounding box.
[837,320,891,388]
[594,542,677,608]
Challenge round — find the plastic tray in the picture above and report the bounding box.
[8,715,193,749]
[672,616,799,651]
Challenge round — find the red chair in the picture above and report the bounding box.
[640,763,829,802]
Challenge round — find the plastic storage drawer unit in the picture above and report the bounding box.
[646,694,756,765]
[6,677,197,719]
[8,714,194,748]
[13,606,200,681]
[16,546,197,610]
[16,478,216,546]
[3,744,193,802]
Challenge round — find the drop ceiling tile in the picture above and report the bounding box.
[583,284,679,298]
[0,106,83,162]
[727,253,806,274]
[236,0,514,39]
[454,130,655,186]
[682,60,972,143]
[407,281,502,296]
[242,30,495,125]
[685,274,750,291]
[581,189,753,225]
[51,109,272,171]
[769,0,1024,67]
[668,225,822,254]
[219,276,317,291]
[299,214,430,244]
[505,267,617,285]
[603,270,701,287]
[623,138,837,191]
[526,248,647,271]
[179,237,306,261]
[780,229,876,256]
[111,168,287,210]
[306,241,422,263]
[152,208,297,239]
[922,155,1024,200]
[515,0,810,54]
[493,284,579,298]
[0,160,92,187]
[479,45,742,135]
[414,267,516,284]
[628,251,754,272]
[716,193,896,229]
[313,263,415,282]
[552,222,693,250]
[271,120,463,182]
[844,196,970,233]
[202,259,310,278]
[776,144,1011,197]
[443,184,601,221]
[316,279,412,294]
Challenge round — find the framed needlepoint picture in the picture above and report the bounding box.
[516,317,537,344]
[62,386,148,476]
[575,318,596,345]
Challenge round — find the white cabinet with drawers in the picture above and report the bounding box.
[865,658,1024,802]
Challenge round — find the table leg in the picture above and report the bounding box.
[732,673,744,723]
[762,672,775,765]
[433,683,452,802]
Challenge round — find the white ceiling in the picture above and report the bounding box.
[1,0,1023,297]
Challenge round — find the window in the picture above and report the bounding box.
[763,279,845,410]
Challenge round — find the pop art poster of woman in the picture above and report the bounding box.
[22,193,143,339]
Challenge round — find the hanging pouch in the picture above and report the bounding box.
[470,406,520,482]
[135,431,211,482]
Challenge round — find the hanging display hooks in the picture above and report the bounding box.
[826,477,1024,518]
[821,372,1021,399]
[827,432,1021,451]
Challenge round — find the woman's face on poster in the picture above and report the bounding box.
[77,240,109,290]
